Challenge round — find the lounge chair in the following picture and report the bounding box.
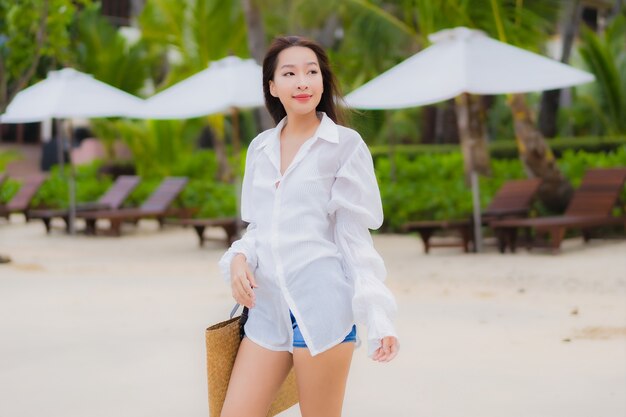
[491,168,626,253]
[0,174,47,221]
[29,175,140,233]
[166,217,240,247]
[78,177,188,235]
[402,178,542,253]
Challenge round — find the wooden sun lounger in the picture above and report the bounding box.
[165,217,240,247]
[29,175,140,233]
[0,174,47,221]
[491,168,626,253]
[77,177,188,236]
[402,178,542,253]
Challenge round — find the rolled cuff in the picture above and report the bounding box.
[218,242,257,284]
[365,306,398,357]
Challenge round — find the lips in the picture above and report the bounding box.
[293,94,312,100]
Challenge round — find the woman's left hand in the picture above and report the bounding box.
[372,336,399,362]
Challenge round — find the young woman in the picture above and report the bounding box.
[218,35,399,417]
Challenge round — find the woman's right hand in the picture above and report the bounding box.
[230,253,258,308]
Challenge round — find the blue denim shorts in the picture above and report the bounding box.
[290,310,357,348]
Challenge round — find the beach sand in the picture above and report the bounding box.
[1,217,625,417]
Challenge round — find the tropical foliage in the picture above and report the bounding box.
[2,1,625,227]
[577,14,626,135]
[0,0,89,112]
[70,3,150,95]
[138,0,249,89]
[377,145,626,231]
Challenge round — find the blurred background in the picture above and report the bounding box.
[1,0,625,231]
[1,2,625,417]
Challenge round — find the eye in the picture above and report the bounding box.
[282,71,295,77]
[308,70,319,75]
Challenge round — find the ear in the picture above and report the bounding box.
[269,80,278,98]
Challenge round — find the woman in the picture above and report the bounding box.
[218,36,399,417]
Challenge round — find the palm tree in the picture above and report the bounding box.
[240,0,274,131]
[577,13,626,135]
[538,0,583,138]
[137,0,250,181]
[71,3,150,96]
[332,0,573,211]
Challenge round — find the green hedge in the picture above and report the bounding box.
[371,135,626,160]
[376,145,626,231]
[0,162,112,208]
[2,146,624,230]
[0,152,237,219]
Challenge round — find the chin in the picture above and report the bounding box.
[288,106,318,117]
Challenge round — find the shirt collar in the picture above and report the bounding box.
[257,112,339,150]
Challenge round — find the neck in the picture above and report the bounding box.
[283,111,320,139]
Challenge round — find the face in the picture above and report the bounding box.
[269,46,323,118]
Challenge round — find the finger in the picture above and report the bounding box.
[242,278,256,303]
[382,337,391,353]
[234,277,254,307]
[383,339,399,362]
[232,285,246,307]
[372,346,384,361]
[371,347,380,360]
[387,342,399,361]
[381,337,396,362]
[234,275,250,299]
[247,269,258,288]
[237,272,255,297]
[378,338,391,361]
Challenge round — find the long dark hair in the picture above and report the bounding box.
[262,36,345,125]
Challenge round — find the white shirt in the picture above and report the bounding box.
[218,112,397,357]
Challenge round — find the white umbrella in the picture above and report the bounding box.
[0,68,145,234]
[345,27,595,251]
[346,27,594,109]
[135,55,265,235]
[0,68,143,122]
[135,56,264,119]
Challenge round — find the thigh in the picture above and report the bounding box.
[293,342,355,417]
[220,337,293,417]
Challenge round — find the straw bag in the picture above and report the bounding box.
[205,304,298,416]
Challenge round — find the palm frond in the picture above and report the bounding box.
[578,20,626,134]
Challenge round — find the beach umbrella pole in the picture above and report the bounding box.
[470,169,483,252]
[55,119,77,235]
[68,162,77,235]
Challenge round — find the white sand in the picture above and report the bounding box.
[0,217,625,417]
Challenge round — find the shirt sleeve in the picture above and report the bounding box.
[218,139,259,284]
[328,141,398,357]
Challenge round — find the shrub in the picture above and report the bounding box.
[31,162,112,209]
[376,145,626,231]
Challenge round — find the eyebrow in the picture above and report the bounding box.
[280,62,319,69]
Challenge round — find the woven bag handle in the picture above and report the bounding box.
[229,303,250,340]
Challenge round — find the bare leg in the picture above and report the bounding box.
[220,337,293,417]
[293,342,355,417]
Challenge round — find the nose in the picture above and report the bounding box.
[297,76,308,90]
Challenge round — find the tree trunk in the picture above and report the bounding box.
[455,93,491,182]
[420,105,437,143]
[509,93,572,212]
[205,115,233,183]
[241,0,273,131]
[538,0,582,138]
[440,99,460,144]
